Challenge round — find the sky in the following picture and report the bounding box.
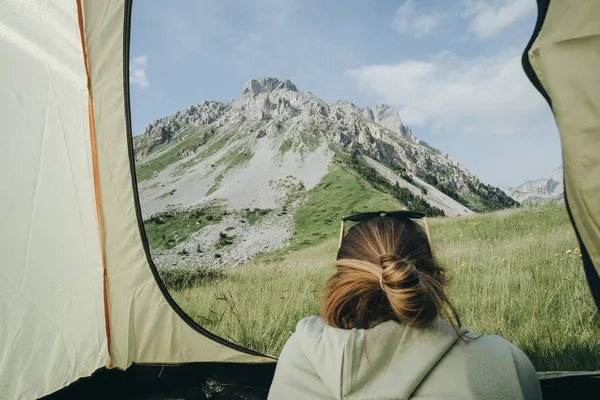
[129,0,562,190]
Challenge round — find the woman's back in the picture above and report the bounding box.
[269,316,541,399]
[268,212,541,399]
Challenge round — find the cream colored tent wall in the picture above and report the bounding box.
[80,0,274,367]
[527,0,600,278]
[0,2,108,400]
[0,1,271,398]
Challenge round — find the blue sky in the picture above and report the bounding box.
[130,0,562,189]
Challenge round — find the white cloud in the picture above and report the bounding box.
[130,56,150,88]
[346,50,548,136]
[393,0,441,38]
[465,0,536,39]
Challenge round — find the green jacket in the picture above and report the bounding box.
[268,316,542,399]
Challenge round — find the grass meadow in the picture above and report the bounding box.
[163,202,600,372]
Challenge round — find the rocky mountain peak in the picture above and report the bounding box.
[241,77,298,98]
[372,104,399,119]
[549,165,563,182]
[506,165,564,204]
[361,104,417,143]
[133,76,519,268]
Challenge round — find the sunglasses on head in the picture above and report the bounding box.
[338,210,434,255]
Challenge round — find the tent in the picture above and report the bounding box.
[0,0,598,399]
[0,1,274,399]
[522,0,600,313]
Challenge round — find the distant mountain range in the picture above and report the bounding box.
[133,77,518,268]
[506,166,564,204]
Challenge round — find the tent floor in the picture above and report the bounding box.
[41,363,277,400]
[41,364,600,399]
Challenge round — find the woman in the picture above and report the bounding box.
[268,211,542,399]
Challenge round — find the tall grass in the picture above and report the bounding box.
[166,202,600,371]
[171,240,335,354]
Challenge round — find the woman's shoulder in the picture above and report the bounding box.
[293,316,359,347]
[453,329,542,398]
[294,315,326,336]
[296,315,324,328]
[456,329,538,376]
[457,329,516,355]
[290,316,326,346]
[460,330,528,357]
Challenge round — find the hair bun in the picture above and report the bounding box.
[378,253,420,289]
[378,254,405,269]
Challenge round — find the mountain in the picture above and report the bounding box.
[506,166,564,204]
[133,77,518,268]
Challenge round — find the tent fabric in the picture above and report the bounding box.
[0,2,109,399]
[80,0,273,368]
[1,1,271,399]
[525,0,600,305]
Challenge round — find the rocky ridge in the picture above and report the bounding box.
[133,77,518,268]
[506,166,564,204]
